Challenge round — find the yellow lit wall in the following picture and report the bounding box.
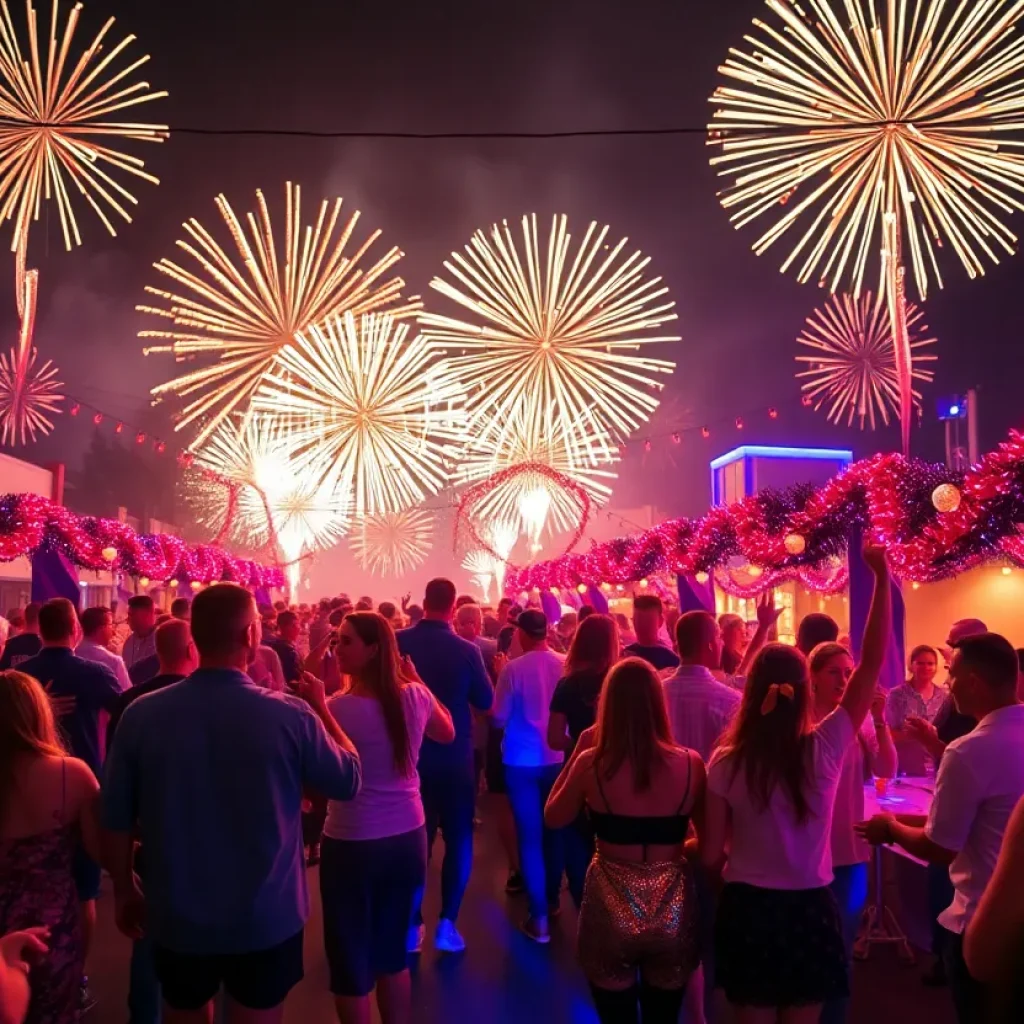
[903,565,1024,652]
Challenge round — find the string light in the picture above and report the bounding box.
[507,428,1024,593]
[0,493,283,588]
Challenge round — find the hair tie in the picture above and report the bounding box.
[760,682,795,716]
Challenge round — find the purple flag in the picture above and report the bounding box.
[540,590,561,623]
[677,574,716,614]
[31,547,81,609]
[585,585,609,614]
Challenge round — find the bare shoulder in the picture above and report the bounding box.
[64,757,100,796]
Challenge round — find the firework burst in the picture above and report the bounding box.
[0,0,167,259]
[420,213,678,458]
[796,292,936,430]
[254,311,466,517]
[188,415,349,591]
[709,0,1024,452]
[454,407,616,549]
[351,507,433,578]
[141,184,420,444]
[462,549,496,603]
[0,269,62,444]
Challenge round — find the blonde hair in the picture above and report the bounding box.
[0,670,67,826]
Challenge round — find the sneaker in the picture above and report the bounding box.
[435,918,467,954]
[504,870,525,894]
[407,924,425,954]
[521,916,550,945]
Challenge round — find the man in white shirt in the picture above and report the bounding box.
[858,632,1024,1024]
[492,609,565,945]
[76,606,131,692]
[121,595,157,670]
[663,611,741,763]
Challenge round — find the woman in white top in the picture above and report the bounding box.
[319,612,454,1024]
[808,642,897,1024]
[703,544,891,1023]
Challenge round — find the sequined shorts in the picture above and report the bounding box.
[578,852,700,991]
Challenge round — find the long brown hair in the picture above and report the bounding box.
[564,613,619,677]
[344,612,413,775]
[593,657,674,791]
[718,643,815,822]
[0,670,67,826]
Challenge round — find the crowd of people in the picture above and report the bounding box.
[1,548,1023,1024]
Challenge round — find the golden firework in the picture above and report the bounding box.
[454,407,616,551]
[254,310,465,517]
[796,292,936,430]
[709,0,1024,452]
[462,549,496,603]
[141,184,421,445]
[0,0,167,258]
[189,415,349,592]
[0,268,63,444]
[351,507,433,578]
[420,213,678,459]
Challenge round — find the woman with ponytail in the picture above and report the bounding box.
[702,544,892,1022]
[320,612,454,1024]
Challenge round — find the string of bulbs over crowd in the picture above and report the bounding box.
[3,0,1024,595]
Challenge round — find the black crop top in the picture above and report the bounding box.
[587,754,692,850]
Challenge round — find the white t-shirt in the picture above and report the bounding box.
[323,683,434,842]
[493,649,565,767]
[925,703,1024,933]
[831,718,881,867]
[707,706,854,890]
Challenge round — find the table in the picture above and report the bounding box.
[856,776,935,960]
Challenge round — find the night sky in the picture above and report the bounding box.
[17,0,1024,532]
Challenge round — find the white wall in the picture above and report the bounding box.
[904,564,1024,652]
[0,454,55,584]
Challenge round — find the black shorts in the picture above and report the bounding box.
[153,931,304,1010]
[319,829,427,995]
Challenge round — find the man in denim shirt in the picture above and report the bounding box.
[102,583,361,1017]
[398,578,493,954]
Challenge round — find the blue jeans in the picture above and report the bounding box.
[128,934,161,1024]
[821,862,869,1024]
[505,764,563,920]
[413,764,476,924]
[562,816,593,909]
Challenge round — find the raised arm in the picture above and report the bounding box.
[737,591,783,677]
[840,542,892,731]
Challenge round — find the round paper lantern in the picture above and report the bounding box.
[784,533,807,555]
[932,483,962,513]
[695,571,710,585]
[138,577,150,588]
[100,546,117,562]
[577,583,587,594]
[190,580,202,591]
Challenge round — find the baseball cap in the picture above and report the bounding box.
[516,609,548,641]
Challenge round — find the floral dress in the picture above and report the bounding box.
[0,761,82,1024]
